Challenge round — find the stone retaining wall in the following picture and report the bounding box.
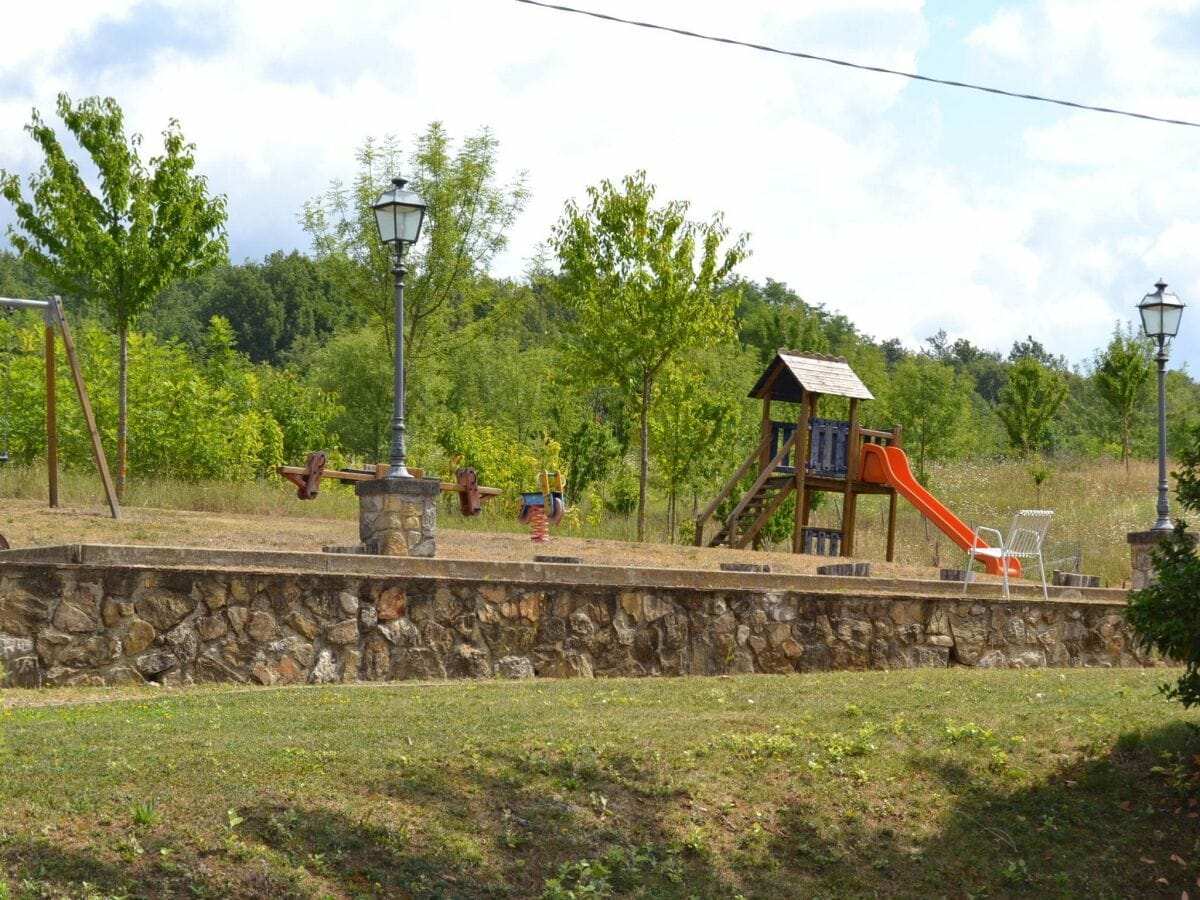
[0,546,1150,688]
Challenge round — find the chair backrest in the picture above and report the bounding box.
[1005,509,1053,557]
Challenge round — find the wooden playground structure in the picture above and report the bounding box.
[0,295,120,520]
[695,350,902,559]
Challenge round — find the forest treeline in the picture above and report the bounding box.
[0,109,1194,541]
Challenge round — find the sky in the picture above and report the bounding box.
[4,0,1200,373]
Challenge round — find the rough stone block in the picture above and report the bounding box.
[311,648,338,684]
[497,655,535,679]
[377,587,406,621]
[57,635,117,668]
[165,623,200,661]
[52,596,102,633]
[101,597,128,627]
[454,644,491,678]
[4,655,40,687]
[285,610,319,640]
[0,633,34,662]
[341,649,361,683]
[245,610,277,643]
[275,656,303,684]
[122,619,156,657]
[135,648,177,677]
[226,606,249,636]
[395,646,446,680]
[136,592,193,631]
[325,618,360,646]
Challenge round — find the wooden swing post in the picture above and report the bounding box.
[0,295,119,519]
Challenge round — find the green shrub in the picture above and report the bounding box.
[1125,526,1200,706]
[1126,423,1200,707]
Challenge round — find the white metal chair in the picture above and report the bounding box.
[962,509,1054,599]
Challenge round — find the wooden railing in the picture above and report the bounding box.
[694,421,903,548]
[721,429,800,545]
[693,432,770,546]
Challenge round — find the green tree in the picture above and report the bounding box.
[301,125,529,386]
[551,170,750,540]
[1093,322,1153,472]
[649,351,751,541]
[1,93,227,495]
[996,357,1067,456]
[734,277,829,366]
[202,265,280,364]
[307,324,394,461]
[0,249,52,299]
[1167,369,1200,458]
[1008,335,1066,370]
[888,355,970,481]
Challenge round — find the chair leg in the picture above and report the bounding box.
[962,557,975,596]
[1001,557,1010,599]
[1038,553,1048,601]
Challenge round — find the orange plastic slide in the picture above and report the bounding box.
[859,443,1018,577]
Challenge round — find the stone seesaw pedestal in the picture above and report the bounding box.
[0,544,1154,688]
[353,476,441,557]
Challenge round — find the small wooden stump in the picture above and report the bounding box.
[1053,571,1101,588]
[533,555,582,565]
[817,562,870,577]
[940,568,969,582]
[719,562,771,573]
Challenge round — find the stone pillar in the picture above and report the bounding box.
[356,477,440,557]
[1127,529,1197,589]
[1127,530,1172,589]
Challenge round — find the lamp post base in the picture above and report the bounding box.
[1127,528,1195,589]
[356,476,440,557]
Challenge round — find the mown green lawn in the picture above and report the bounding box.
[1,669,1198,899]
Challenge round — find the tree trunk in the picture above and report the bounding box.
[117,322,128,499]
[637,371,651,542]
[667,488,676,543]
[1123,416,1131,475]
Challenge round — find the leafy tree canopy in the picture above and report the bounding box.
[301,124,530,373]
[0,92,227,494]
[551,169,749,539]
[1093,321,1153,470]
[997,356,1068,456]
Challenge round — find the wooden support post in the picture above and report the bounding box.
[52,298,120,519]
[886,491,898,562]
[754,396,773,550]
[885,423,901,561]
[841,398,859,557]
[793,392,815,553]
[44,314,57,508]
[760,396,772,476]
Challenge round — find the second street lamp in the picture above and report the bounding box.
[372,176,427,479]
[1138,278,1185,532]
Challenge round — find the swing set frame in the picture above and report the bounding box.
[0,295,120,519]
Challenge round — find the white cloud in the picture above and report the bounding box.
[966,8,1029,63]
[3,0,1200,373]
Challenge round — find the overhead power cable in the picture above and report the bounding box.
[514,0,1200,129]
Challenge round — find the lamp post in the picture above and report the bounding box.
[372,176,427,478]
[1138,278,1185,532]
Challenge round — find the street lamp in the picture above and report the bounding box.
[1138,278,1185,532]
[372,176,427,478]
